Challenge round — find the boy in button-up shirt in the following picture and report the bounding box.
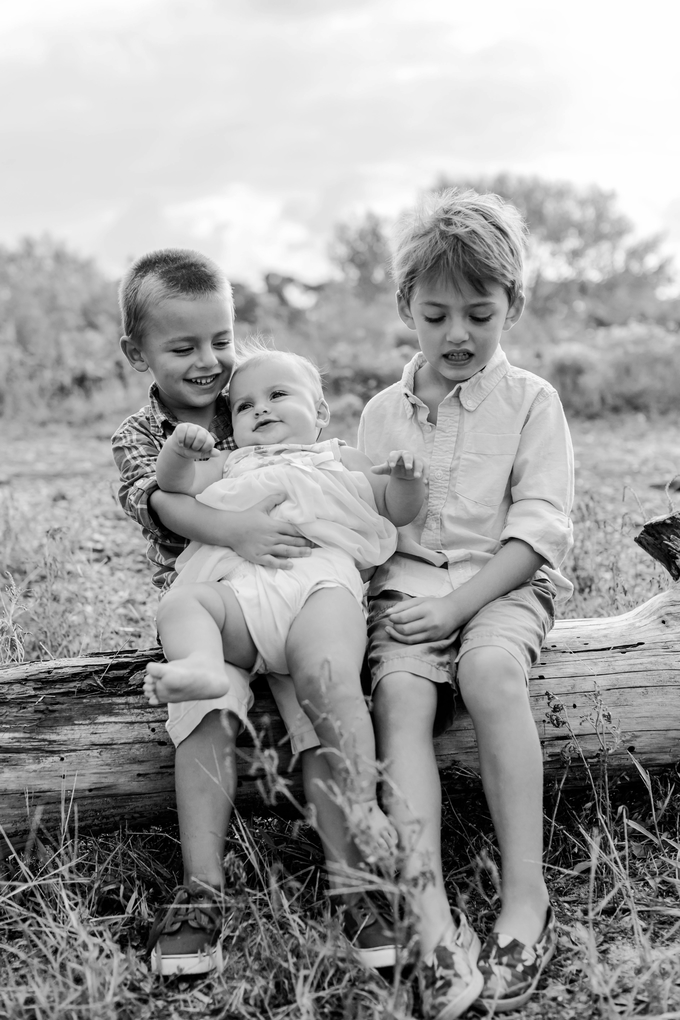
[358,189,574,1017]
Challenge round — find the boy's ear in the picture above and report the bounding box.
[396,291,417,330]
[120,335,150,374]
[503,292,525,331]
[316,398,331,429]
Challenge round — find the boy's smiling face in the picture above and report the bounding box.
[398,277,524,391]
[121,292,234,421]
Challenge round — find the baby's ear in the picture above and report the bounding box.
[316,398,331,428]
[120,335,150,373]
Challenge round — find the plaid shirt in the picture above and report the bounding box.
[112,383,236,589]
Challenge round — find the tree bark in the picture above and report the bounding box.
[635,511,680,581]
[2,587,679,845]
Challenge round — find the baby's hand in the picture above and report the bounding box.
[170,423,219,459]
[371,451,427,482]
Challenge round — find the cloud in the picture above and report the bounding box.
[0,0,677,281]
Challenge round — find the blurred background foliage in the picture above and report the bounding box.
[1,175,678,425]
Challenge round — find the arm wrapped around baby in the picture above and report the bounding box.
[174,441,398,585]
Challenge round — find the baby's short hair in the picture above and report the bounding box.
[392,188,527,306]
[230,338,324,403]
[119,248,233,344]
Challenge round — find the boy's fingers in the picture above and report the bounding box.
[259,555,293,569]
[385,625,427,644]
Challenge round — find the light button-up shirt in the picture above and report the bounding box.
[357,348,574,601]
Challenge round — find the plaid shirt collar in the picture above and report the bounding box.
[146,382,234,445]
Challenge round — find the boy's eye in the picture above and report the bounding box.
[213,339,233,349]
[423,315,445,324]
[470,314,493,324]
[173,346,194,355]
[234,401,251,413]
[270,390,287,399]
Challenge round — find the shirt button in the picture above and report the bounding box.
[435,470,443,479]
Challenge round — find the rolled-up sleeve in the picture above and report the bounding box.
[500,389,574,569]
[111,417,166,541]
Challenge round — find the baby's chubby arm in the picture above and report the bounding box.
[156,423,227,496]
[340,447,427,526]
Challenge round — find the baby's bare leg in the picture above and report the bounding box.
[145,582,257,703]
[285,587,396,862]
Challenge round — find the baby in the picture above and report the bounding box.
[143,346,426,852]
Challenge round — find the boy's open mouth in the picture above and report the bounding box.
[444,351,472,363]
[188,375,219,387]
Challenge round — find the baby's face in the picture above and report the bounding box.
[230,359,328,448]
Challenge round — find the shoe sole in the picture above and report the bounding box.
[151,942,223,977]
[434,966,484,1020]
[353,942,398,970]
[476,940,556,1013]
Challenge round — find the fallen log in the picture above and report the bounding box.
[2,586,680,845]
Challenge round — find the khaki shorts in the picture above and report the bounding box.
[166,666,320,754]
[366,575,557,734]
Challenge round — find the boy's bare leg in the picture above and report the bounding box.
[458,646,549,946]
[285,587,396,857]
[145,582,257,704]
[373,671,455,956]
[175,707,240,889]
[301,748,364,886]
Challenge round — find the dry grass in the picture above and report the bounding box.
[2,409,680,1018]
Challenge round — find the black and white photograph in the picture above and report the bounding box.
[2,2,680,1017]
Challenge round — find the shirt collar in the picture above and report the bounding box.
[146,381,233,440]
[400,346,510,413]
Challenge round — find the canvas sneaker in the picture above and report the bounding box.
[342,898,398,970]
[476,904,557,1012]
[147,883,225,977]
[418,909,483,1020]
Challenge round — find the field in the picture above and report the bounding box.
[2,407,680,1019]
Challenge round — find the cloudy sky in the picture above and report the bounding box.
[2,0,679,284]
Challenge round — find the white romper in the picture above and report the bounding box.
[173,439,397,676]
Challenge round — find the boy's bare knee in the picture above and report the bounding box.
[458,647,528,715]
[373,671,436,732]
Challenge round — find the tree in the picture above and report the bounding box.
[328,212,392,302]
[435,173,674,326]
[0,237,122,416]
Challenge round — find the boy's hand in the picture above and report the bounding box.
[170,423,220,460]
[229,493,314,569]
[371,451,427,481]
[384,595,460,643]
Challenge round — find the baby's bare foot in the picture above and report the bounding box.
[143,657,231,704]
[347,799,398,867]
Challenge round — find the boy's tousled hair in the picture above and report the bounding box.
[392,188,528,306]
[119,248,234,343]
[230,336,324,403]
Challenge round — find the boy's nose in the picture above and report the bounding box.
[446,319,470,344]
[196,345,219,368]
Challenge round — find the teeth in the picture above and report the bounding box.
[189,377,216,386]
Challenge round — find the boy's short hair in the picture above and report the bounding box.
[231,338,324,402]
[392,188,528,306]
[119,248,234,344]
